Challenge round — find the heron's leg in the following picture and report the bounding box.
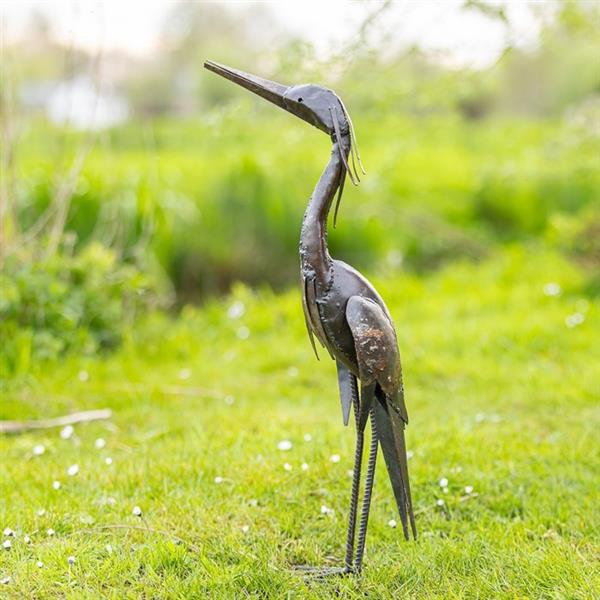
[354,406,378,573]
[343,377,363,572]
[293,378,363,579]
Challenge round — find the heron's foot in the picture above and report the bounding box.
[292,565,354,579]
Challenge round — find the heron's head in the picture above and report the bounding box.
[204,60,366,222]
[204,60,349,138]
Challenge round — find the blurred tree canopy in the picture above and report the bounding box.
[3,0,599,121]
[125,2,282,116]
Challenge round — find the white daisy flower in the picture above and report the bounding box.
[227,301,245,320]
[241,525,250,533]
[178,368,191,380]
[214,476,224,484]
[320,505,335,516]
[37,561,44,568]
[2,540,11,550]
[301,463,309,471]
[132,506,142,517]
[105,457,113,465]
[303,434,312,442]
[52,481,61,490]
[78,370,89,382]
[3,528,14,537]
[236,326,250,340]
[33,445,45,456]
[330,454,341,463]
[543,282,561,297]
[1,576,10,584]
[60,425,74,440]
[47,529,55,536]
[465,485,474,494]
[565,313,585,328]
[67,556,76,565]
[283,463,292,471]
[277,440,292,451]
[105,544,113,554]
[67,464,79,476]
[388,519,397,528]
[24,536,31,544]
[436,499,445,507]
[95,438,106,449]
[439,477,448,487]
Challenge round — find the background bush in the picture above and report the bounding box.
[12,114,599,299]
[0,242,166,374]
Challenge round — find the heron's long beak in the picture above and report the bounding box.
[204,60,289,112]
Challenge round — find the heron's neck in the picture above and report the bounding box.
[300,137,350,284]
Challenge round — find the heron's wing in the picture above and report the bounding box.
[345,296,407,423]
[302,274,334,360]
[346,295,416,540]
[300,274,319,360]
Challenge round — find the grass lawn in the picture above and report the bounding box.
[1,248,598,598]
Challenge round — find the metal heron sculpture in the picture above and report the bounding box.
[205,61,416,576]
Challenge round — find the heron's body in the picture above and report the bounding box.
[303,257,387,368]
[299,139,393,374]
[205,60,416,575]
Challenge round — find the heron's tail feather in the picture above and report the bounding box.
[372,389,417,540]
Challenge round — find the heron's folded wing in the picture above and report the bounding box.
[345,295,408,424]
[300,274,319,360]
[302,274,334,359]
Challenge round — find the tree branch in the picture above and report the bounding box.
[0,408,112,434]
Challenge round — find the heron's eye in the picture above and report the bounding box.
[298,97,303,103]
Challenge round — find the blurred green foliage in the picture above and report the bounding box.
[12,112,599,299]
[0,243,164,374]
[547,206,600,295]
